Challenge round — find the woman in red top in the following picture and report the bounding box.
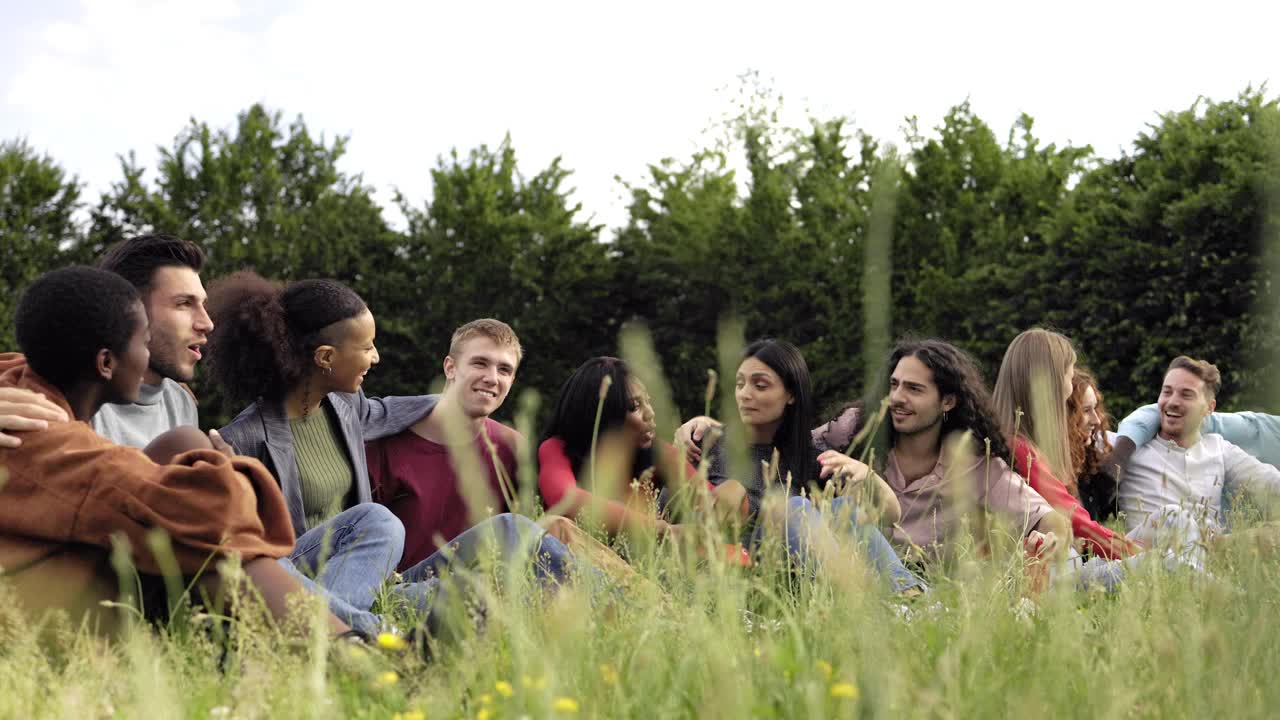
[992,329,1141,560]
[538,357,748,540]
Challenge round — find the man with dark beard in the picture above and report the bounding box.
[89,234,212,447]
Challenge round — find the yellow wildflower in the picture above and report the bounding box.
[815,660,833,680]
[479,694,493,705]
[477,709,492,720]
[392,712,425,720]
[552,697,580,713]
[830,682,859,699]
[521,675,547,690]
[495,680,514,697]
[599,664,620,685]
[377,632,408,651]
[374,671,399,688]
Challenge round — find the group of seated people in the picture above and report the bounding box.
[2,233,1278,649]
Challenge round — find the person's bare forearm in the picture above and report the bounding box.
[242,557,349,634]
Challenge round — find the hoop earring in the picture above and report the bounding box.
[942,410,949,423]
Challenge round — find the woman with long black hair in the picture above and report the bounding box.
[704,339,924,594]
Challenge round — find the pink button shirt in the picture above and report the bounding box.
[883,449,1053,557]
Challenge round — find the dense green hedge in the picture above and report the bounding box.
[3,88,1278,428]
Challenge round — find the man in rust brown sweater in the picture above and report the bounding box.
[0,266,349,635]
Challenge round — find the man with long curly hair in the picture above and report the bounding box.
[876,338,1068,563]
[677,338,1069,565]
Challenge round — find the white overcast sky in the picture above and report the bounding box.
[3,0,1278,232]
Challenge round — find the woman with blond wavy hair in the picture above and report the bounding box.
[994,329,1210,590]
[993,329,1141,560]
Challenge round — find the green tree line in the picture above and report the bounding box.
[3,87,1278,427]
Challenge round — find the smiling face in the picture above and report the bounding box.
[624,378,656,449]
[142,265,212,384]
[1078,385,1101,440]
[321,309,379,394]
[888,354,955,439]
[106,302,152,404]
[444,335,519,420]
[735,356,792,437]
[1157,367,1215,444]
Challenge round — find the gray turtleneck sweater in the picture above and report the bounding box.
[91,379,199,448]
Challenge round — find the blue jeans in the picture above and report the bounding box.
[754,495,927,595]
[828,496,927,594]
[283,503,404,612]
[283,512,579,635]
[399,513,576,586]
[388,513,585,634]
[278,503,404,634]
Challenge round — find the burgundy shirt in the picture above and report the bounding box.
[367,419,519,571]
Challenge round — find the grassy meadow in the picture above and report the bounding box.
[3,324,1279,720]
[1,501,1277,720]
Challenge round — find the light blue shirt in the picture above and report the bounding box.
[1117,404,1280,468]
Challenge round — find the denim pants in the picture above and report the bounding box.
[398,512,577,586]
[284,503,404,611]
[753,495,928,595]
[281,510,578,634]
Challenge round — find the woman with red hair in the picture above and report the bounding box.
[1068,368,1120,523]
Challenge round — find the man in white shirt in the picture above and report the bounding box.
[1119,356,1280,534]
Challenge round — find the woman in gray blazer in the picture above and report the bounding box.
[207,272,580,639]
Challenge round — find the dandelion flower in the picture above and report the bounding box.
[374,671,400,688]
[477,709,492,720]
[392,712,425,720]
[495,680,514,697]
[599,664,619,685]
[815,660,833,680]
[830,682,858,699]
[552,697,580,713]
[377,632,408,651]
